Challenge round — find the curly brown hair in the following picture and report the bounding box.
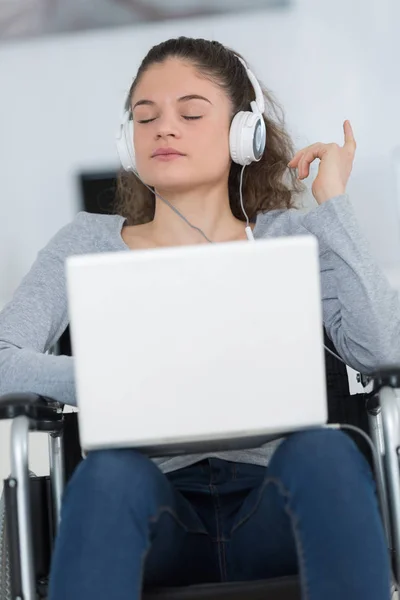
[115,37,305,225]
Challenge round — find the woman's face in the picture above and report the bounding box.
[131,58,233,193]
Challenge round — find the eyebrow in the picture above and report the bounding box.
[132,94,212,110]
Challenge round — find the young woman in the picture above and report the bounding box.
[0,37,399,600]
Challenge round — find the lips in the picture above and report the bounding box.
[151,148,185,157]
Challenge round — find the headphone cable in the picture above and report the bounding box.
[132,169,349,369]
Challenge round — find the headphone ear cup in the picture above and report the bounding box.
[116,118,137,173]
[229,111,249,165]
[229,110,266,166]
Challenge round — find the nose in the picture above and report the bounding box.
[154,112,181,141]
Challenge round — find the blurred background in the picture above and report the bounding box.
[1,0,400,309]
[0,0,400,478]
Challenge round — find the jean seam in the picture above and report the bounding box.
[148,504,208,535]
[137,503,210,596]
[209,461,228,582]
[232,463,237,480]
[231,475,310,600]
[219,500,228,583]
[283,492,310,600]
[139,539,151,597]
[230,476,270,534]
[215,487,228,581]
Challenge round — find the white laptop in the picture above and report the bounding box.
[65,235,328,455]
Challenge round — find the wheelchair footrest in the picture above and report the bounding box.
[144,576,301,600]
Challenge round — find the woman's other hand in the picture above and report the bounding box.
[288,120,356,205]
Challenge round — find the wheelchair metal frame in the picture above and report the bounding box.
[3,404,65,600]
[2,371,400,600]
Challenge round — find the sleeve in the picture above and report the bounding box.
[292,194,400,374]
[0,215,91,406]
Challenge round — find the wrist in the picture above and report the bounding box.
[315,187,346,205]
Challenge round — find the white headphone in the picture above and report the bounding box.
[115,55,266,173]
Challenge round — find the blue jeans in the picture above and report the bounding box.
[48,429,391,599]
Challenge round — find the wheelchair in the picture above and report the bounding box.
[1,327,400,600]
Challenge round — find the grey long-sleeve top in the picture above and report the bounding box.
[0,194,399,473]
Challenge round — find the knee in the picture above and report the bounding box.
[67,448,165,504]
[269,428,372,487]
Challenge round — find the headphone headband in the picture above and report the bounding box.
[234,55,265,114]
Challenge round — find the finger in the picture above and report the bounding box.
[343,120,356,151]
[288,150,306,168]
[297,144,326,177]
[298,153,311,179]
[288,143,319,167]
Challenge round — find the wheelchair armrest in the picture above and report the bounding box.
[0,392,63,422]
[371,366,400,390]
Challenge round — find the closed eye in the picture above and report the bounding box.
[137,116,203,124]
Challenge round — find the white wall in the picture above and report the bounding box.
[1,0,400,482]
[1,0,400,306]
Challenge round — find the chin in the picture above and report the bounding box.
[139,159,228,193]
[153,179,199,194]
[143,171,202,193]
